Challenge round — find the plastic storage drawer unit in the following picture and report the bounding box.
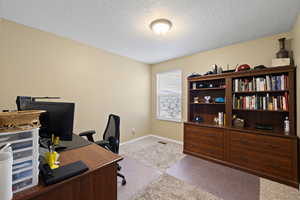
[0,128,39,193]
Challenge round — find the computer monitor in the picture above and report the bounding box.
[16,97,74,141]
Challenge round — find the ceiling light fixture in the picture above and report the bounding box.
[150,19,172,35]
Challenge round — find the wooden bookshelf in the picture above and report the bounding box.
[184,66,298,188]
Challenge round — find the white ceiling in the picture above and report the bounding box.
[1,0,300,64]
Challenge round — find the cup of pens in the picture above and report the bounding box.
[0,143,13,200]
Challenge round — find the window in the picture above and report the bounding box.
[156,70,182,122]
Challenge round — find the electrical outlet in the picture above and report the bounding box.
[131,128,136,135]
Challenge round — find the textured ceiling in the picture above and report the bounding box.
[1,0,300,64]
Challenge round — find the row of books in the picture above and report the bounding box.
[232,93,288,111]
[233,75,288,92]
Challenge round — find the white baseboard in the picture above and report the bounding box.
[149,134,183,145]
[120,134,183,146]
[120,135,151,146]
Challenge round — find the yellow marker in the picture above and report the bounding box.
[45,151,59,169]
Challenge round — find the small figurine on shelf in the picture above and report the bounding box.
[194,97,199,104]
[233,115,245,128]
[217,66,223,74]
[192,82,197,90]
[213,117,219,125]
[204,96,211,103]
[212,64,218,74]
[208,83,214,88]
[198,83,206,88]
[215,97,225,103]
[195,116,203,123]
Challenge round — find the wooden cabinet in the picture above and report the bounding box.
[184,64,299,188]
[184,124,224,160]
[184,123,298,187]
[228,130,297,182]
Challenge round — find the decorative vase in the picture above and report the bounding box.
[276,38,289,58]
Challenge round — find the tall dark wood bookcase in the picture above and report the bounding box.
[184,66,298,187]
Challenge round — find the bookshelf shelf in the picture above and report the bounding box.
[190,103,225,105]
[185,66,298,187]
[233,90,289,94]
[233,108,288,113]
[190,87,225,91]
[184,121,225,129]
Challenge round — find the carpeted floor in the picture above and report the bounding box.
[118,136,300,200]
[120,137,184,171]
[132,174,221,200]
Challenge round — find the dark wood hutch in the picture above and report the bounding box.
[184,66,298,187]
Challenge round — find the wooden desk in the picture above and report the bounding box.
[13,144,122,200]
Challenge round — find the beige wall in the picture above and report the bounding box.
[151,32,291,141]
[292,14,300,136]
[0,19,151,142]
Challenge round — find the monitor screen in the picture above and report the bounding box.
[17,98,74,141]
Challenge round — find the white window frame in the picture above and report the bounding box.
[156,69,182,122]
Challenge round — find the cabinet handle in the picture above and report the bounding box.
[240,140,249,145]
[267,144,278,149]
[206,133,216,138]
[238,156,248,163]
[267,163,280,169]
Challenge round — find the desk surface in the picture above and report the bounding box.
[13,144,122,200]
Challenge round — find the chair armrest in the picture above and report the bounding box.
[79,130,96,142]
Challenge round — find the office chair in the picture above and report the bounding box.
[79,114,127,185]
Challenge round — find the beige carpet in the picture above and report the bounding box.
[120,137,184,172]
[132,173,222,200]
[260,178,300,200]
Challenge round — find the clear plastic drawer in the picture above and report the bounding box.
[13,160,33,172]
[13,149,33,161]
[13,169,33,182]
[0,131,32,143]
[12,178,32,192]
[11,140,33,151]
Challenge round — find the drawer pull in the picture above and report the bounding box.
[240,140,250,145]
[207,135,216,138]
[238,156,249,163]
[267,163,281,169]
[267,144,278,149]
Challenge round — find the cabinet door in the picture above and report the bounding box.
[229,130,297,181]
[184,124,224,160]
[230,131,293,157]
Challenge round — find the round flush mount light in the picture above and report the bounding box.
[150,18,172,35]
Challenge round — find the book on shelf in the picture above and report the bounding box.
[232,92,288,111]
[233,74,288,92]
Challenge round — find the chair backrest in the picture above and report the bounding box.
[103,114,120,154]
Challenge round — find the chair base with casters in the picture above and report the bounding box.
[79,115,127,186]
[117,164,126,185]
